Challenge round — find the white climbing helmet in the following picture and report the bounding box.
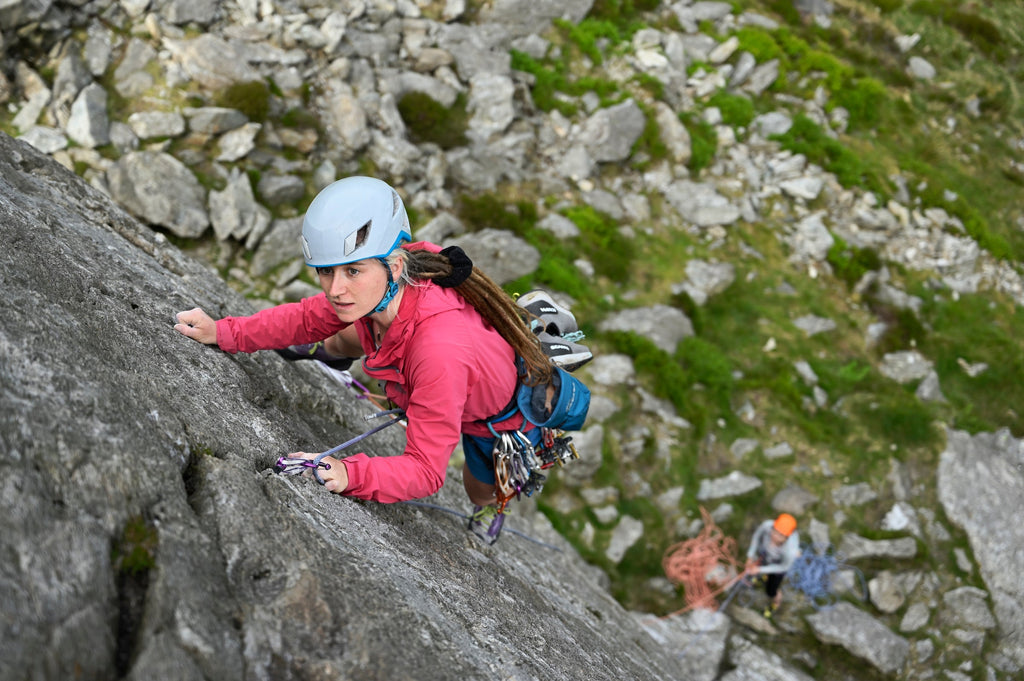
[300,176,411,268]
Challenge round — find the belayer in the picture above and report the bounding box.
[173,176,591,544]
[743,513,801,618]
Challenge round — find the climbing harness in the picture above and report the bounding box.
[786,542,867,608]
[661,507,742,616]
[274,409,406,485]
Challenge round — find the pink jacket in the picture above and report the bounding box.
[215,244,521,503]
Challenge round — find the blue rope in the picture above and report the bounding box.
[786,542,867,609]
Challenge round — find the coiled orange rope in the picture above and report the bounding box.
[661,507,742,616]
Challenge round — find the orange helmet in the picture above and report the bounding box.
[773,513,797,537]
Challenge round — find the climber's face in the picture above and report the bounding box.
[770,529,787,546]
[317,258,396,321]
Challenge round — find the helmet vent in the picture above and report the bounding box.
[391,190,402,217]
[344,221,372,257]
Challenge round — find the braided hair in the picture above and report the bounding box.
[389,246,553,386]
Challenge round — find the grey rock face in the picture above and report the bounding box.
[697,471,763,500]
[939,429,1024,668]
[0,132,689,681]
[723,634,816,681]
[65,82,110,148]
[637,610,730,681]
[663,179,741,228]
[163,35,262,90]
[579,99,647,164]
[807,602,910,674]
[209,168,272,243]
[256,173,306,206]
[479,0,594,38]
[940,586,997,630]
[880,350,934,383]
[674,259,735,305]
[598,304,695,354]
[447,227,540,285]
[184,106,248,135]
[251,216,304,277]
[106,150,210,238]
[127,110,186,140]
[838,533,917,560]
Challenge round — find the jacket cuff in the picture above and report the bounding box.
[340,453,369,493]
[215,318,239,354]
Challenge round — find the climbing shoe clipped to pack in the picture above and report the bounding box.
[517,290,592,371]
[536,331,592,372]
[517,290,580,338]
[276,341,355,371]
[468,504,505,545]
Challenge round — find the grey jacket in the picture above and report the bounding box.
[746,519,801,574]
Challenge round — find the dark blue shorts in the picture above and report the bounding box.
[462,429,541,485]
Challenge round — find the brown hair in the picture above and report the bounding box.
[392,248,553,386]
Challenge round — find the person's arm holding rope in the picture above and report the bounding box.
[744,521,769,575]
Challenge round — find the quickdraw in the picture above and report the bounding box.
[535,427,579,468]
[275,409,405,485]
[493,427,578,511]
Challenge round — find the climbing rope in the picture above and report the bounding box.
[401,500,563,551]
[786,542,867,608]
[661,507,743,616]
[275,409,406,484]
[314,362,403,422]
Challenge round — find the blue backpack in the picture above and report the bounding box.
[486,357,591,435]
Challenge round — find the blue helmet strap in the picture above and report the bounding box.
[370,258,398,315]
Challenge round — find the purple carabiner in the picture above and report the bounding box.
[275,456,331,477]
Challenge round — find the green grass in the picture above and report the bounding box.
[112,515,158,576]
[682,113,718,174]
[771,114,891,196]
[920,292,1024,435]
[10,0,1021,649]
[707,91,756,128]
[216,80,271,122]
[827,237,883,290]
[397,91,469,149]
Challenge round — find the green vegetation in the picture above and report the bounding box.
[397,91,469,149]
[480,1,1024,629]
[510,49,621,117]
[827,237,882,289]
[870,0,904,13]
[563,205,636,282]
[587,0,662,32]
[8,0,1022,656]
[909,1,1005,58]
[216,80,271,122]
[833,76,890,132]
[280,107,319,130]
[554,18,622,65]
[681,113,717,174]
[707,91,755,129]
[771,114,890,196]
[112,515,157,576]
